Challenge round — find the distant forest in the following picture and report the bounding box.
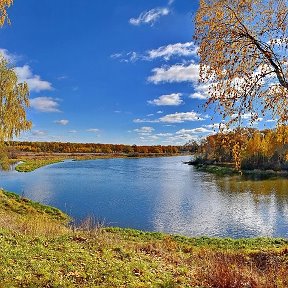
[8,141,189,156]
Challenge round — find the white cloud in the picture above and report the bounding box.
[87,128,99,133]
[110,53,123,59]
[168,0,175,5]
[147,42,198,61]
[14,65,52,92]
[148,62,199,84]
[156,133,173,137]
[30,97,60,112]
[266,119,277,123]
[112,42,198,63]
[129,7,170,26]
[54,119,69,126]
[133,118,156,123]
[148,93,183,106]
[134,126,155,135]
[0,48,18,63]
[231,112,263,122]
[176,128,212,135]
[159,111,204,123]
[133,111,204,124]
[203,123,221,129]
[157,110,163,114]
[189,83,211,100]
[68,130,77,133]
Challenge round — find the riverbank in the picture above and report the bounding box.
[187,160,288,179]
[0,189,288,287]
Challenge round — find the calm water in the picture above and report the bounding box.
[1,156,288,238]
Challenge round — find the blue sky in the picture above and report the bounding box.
[0,0,275,145]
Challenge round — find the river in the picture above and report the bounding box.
[1,156,288,238]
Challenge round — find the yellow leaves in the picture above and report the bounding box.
[0,57,31,143]
[0,0,13,27]
[194,0,288,126]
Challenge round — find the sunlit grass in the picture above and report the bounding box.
[15,159,64,172]
[0,189,288,287]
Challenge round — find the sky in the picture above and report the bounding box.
[0,0,276,145]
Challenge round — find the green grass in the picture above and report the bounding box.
[15,159,63,172]
[1,190,288,287]
[193,164,239,176]
[0,190,69,222]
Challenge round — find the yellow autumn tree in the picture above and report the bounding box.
[0,0,31,169]
[0,57,32,169]
[195,0,288,125]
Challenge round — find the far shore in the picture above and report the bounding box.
[186,160,288,179]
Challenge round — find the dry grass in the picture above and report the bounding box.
[1,190,288,287]
[193,249,288,287]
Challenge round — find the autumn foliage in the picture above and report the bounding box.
[195,126,288,171]
[8,141,181,156]
[195,0,288,125]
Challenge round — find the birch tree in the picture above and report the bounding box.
[0,58,31,169]
[0,1,32,169]
[195,0,288,125]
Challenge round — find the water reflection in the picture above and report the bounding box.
[153,169,288,238]
[1,157,288,238]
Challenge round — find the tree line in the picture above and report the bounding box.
[191,126,288,171]
[8,141,184,156]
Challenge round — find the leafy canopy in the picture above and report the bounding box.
[0,57,31,143]
[0,0,31,169]
[195,0,288,125]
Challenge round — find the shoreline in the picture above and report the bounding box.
[186,160,288,179]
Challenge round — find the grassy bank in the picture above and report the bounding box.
[0,189,288,287]
[15,159,64,172]
[188,160,288,179]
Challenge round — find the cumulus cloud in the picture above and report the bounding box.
[134,111,204,124]
[0,48,52,92]
[54,119,69,126]
[129,7,170,26]
[189,83,211,100]
[148,93,183,106]
[159,111,204,123]
[148,62,199,84]
[14,65,52,92]
[30,97,60,112]
[134,126,155,135]
[176,128,212,135]
[147,42,198,61]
